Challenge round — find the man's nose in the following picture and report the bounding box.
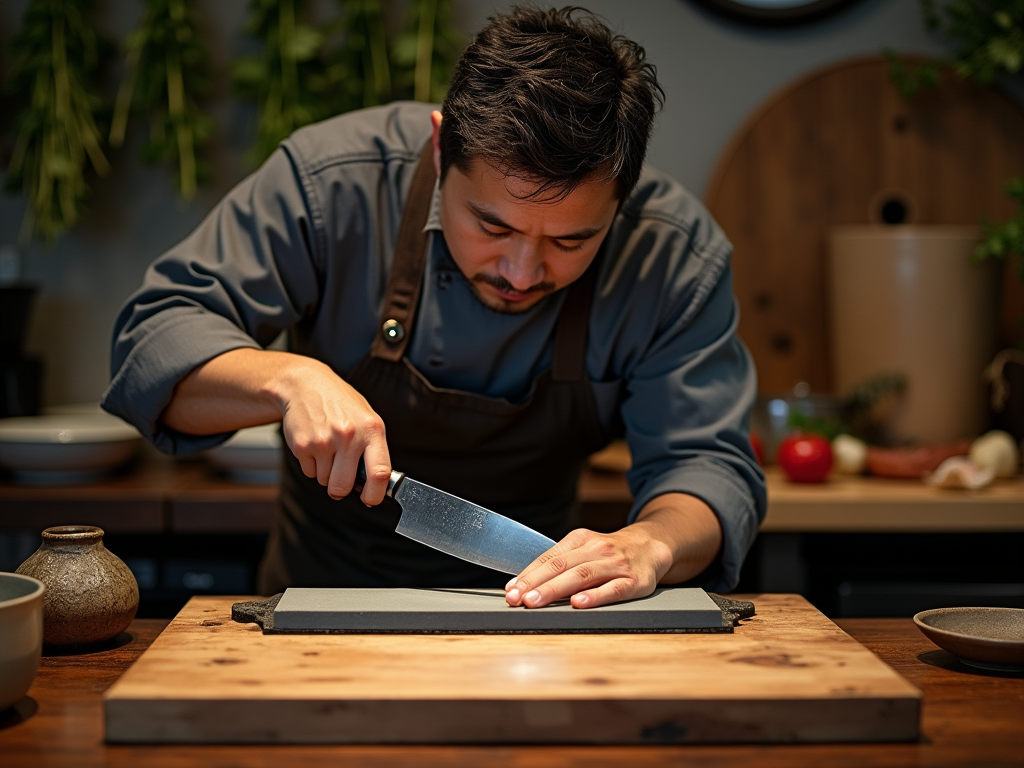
[498,240,544,289]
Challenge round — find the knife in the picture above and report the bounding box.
[355,463,556,575]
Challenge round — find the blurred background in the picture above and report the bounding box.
[1,0,1022,618]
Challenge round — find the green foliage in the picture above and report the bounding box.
[884,49,942,100]
[391,0,461,103]
[232,0,461,166]
[924,0,1024,82]
[786,373,908,443]
[974,176,1024,277]
[328,0,392,114]
[5,0,110,243]
[109,0,213,200]
[786,410,843,441]
[232,0,332,167]
[887,0,1024,99]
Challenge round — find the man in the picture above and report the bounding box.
[103,6,765,608]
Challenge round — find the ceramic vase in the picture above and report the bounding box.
[15,526,139,646]
[828,225,998,444]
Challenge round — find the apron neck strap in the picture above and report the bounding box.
[372,141,438,362]
[371,140,598,382]
[551,256,598,382]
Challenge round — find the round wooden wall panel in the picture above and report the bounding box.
[704,56,1024,395]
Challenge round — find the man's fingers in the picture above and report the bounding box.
[505,529,591,589]
[316,450,334,487]
[326,450,357,500]
[297,453,318,480]
[511,562,619,608]
[359,433,392,506]
[570,578,643,609]
[506,530,615,603]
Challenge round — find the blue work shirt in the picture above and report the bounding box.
[102,101,766,591]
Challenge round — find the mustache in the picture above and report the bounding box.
[472,272,555,295]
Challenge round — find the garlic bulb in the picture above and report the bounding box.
[927,457,995,490]
[832,434,868,474]
[968,430,1020,479]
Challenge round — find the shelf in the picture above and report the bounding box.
[2,454,1022,534]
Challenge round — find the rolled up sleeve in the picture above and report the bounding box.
[101,146,323,454]
[623,262,766,593]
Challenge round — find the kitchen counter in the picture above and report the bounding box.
[2,610,1021,766]
[2,453,1022,534]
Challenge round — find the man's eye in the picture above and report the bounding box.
[553,240,584,253]
[480,226,509,239]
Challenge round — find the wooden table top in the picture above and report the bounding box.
[2,614,1022,767]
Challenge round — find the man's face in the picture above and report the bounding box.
[437,158,619,314]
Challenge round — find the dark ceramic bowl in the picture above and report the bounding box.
[914,607,1024,672]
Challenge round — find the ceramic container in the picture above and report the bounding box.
[914,607,1024,672]
[828,226,998,444]
[206,423,283,483]
[0,572,44,710]
[15,526,139,647]
[0,412,142,485]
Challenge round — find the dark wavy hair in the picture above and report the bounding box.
[439,6,664,201]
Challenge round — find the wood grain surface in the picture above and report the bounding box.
[704,56,1024,394]
[758,467,1024,532]
[580,461,1024,533]
[2,614,1023,767]
[102,593,920,744]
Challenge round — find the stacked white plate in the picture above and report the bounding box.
[0,406,142,485]
[206,423,283,484]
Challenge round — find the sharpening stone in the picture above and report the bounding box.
[270,587,725,632]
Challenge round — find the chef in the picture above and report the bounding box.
[102,6,765,609]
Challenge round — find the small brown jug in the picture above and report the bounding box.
[16,526,139,646]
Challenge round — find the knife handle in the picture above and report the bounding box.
[354,459,404,498]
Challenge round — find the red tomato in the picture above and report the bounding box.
[749,430,765,466]
[777,432,833,483]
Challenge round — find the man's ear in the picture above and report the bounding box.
[430,110,442,179]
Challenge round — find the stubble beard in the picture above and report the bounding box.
[469,272,556,314]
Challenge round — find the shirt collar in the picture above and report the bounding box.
[423,180,443,232]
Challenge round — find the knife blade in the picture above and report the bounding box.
[355,464,556,575]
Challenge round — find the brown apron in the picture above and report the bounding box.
[257,144,613,593]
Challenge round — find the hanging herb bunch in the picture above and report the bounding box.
[232,0,333,166]
[232,0,461,167]
[328,0,392,114]
[5,0,111,243]
[109,0,213,201]
[391,0,462,103]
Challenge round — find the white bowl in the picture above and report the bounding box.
[206,423,283,484]
[0,413,142,485]
[0,572,44,711]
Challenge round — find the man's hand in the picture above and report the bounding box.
[504,492,722,609]
[161,348,393,505]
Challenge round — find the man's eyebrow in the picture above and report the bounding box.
[468,201,603,241]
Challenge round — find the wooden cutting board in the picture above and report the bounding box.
[704,56,1024,394]
[103,593,920,744]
